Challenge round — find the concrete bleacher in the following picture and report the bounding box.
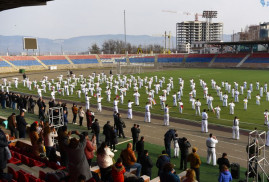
[2,56,41,67]
[68,55,99,64]
[242,53,269,68]
[129,56,155,63]
[212,53,247,68]
[37,56,70,65]
[157,54,185,63]
[185,54,214,67]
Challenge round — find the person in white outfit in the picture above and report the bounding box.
[214,106,221,119]
[206,134,218,166]
[174,134,179,158]
[266,122,269,146]
[256,94,261,105]
[243,97,248,110]
[97,95,103,112]
[201,109,208,133]
[144,102,151,123]
[113,98,119,113]
[178,100,183,114]
[133,91,140,106]
[127,100,134,119]
[264,110,269,125]
[229,101,235,115]
[85,95,91,110]
[164,104,169,126]
[232,116,240,140]
[195,99,201,116]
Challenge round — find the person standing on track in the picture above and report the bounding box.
[201,109,208,133]
[164,104,170,126]
[144,102,151,123]
[127,100,134,119]
[206,133,218,166]
[232,116,240,140]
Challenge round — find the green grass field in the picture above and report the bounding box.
[9,68,269,130]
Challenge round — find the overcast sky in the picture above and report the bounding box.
[0,0,268,39]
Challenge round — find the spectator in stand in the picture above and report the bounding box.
[103,121,112,146]
[29,122,40,157]
[156,150,170,176]
[110,126,118,152]
[58,126,71,167]
[140,150,153,179]
[37,138,46,158]
[160,163,180,182]
[187,147,201,182]
[136,136,144,163]
[112,158,126,182]
[7,113,17,138]
[72,103,78,124]
[217,153,231,172]
[83,132,96,167]
[179,137,191,170]
[64,131,92,181]
[63,110,68,126]
[131,124,140,151]
[0,127,8,175]
[78,107,85,126]
[218,165,232,182]
[91,119,100,146]
[91,134,97,151]
[39,106,46,121]
[120,143,142,177]
[181,169,197,182]
[97,142,114,182]
[16,110,27,138]
[43,122,58,159]
[86,109,94,130]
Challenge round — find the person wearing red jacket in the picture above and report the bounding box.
[83,132,96,167]
[112,158,126,182]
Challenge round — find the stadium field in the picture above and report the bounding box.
[10,68,269,131]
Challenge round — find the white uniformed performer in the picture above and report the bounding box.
[256,94,261,105]
[243,97,248,110]
[85,95,91,110]
[201,109,208,133]
[178,100,183,114]
[264,110,269,125]
[207,95,214,111]
[266,91,269,101]
[164,104,169,126]
[229,101,235,115]
[133,91,140,106]
[266,122,269,146]
[97,95,103,112]
[214,106,221,119]
[51,91,56,100]
[113,98,119,113]
[247,89,252,100]
[223,93,228,107]
[232,117,240,140]
[37,88,43,98]
[127,100,134,119]
[144,102,151,123]
[195,99,201,116]
[172,93,177,106]
[206,134,218,166]
[105,88,111,102]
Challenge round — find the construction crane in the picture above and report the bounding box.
[162,9,203,21]
[152,31,172,54]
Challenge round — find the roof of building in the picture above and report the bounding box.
[208,40,269,46]
[0,0,53,12]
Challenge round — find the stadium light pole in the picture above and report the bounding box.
[124,10,127,54]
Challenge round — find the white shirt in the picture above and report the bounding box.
[202,112,208,120]
[145,104,150,112]
[206,137,218,148]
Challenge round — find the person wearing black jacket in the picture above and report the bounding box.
[164,129,177,158]
[11,93,17,110]
[1,92,6,109]
[0,128,8,174]
[131,124,140,151]
[16,111,27,138]
[103,121,112,146]
[217,153,230,171]
[91,119,100,146]
[136,136,144,163]
[110,126,117,152]
[113,111,118,135]
[117,113,125,138]
[140,150,153,179]
[179,137,191,170]
[156,150,170,176]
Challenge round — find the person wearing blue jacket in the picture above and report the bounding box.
[156,150,170,176]
[218,165,232,182]
[160,162,180,182]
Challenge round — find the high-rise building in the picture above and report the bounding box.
[260,22,269,40]
[176,21,223,52]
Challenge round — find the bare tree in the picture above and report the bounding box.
[89,43,101,54]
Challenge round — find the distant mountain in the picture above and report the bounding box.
[0,34,231,55]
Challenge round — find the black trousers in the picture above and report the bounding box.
[72,113,77,123]
[133,138,138,151]
[118,127,125,138]
[192,167,200,182]
[100,166,112,182]
[180,154,187,170]
[9,127,18,138]
[79,117,83,126]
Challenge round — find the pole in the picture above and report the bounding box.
[124,10,127,54]
[164,31,167,53]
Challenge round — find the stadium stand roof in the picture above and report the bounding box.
[0,0,53,12]
[208,40,269,46]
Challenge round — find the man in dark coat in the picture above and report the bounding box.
[103,121,112,146]
[91,119,100,146]
[136,136,144,163]
[140,150,153,179]
[113,111,118,134]
[16,111,27,138]
[164,129,177,158]
[131,124,140,151]
[156,150,170,176]
[8,113,17,138]
[0,128,8,174]
[179,137,191,170]
[217,153,231,171]
[117,113,125,138]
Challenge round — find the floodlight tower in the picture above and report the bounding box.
[202,11,218,42]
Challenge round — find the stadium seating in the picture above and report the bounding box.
[1,56,41,66]
[242,53,269,68]
[98,54,124,59]
[129,56,155,63]
[0,60,11,67]
[7,166,18,180]
[68,55,99,64]
[115,58,126,63]
[157,54,184,63]
[37,56,70,65]
[212,53,247,67]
